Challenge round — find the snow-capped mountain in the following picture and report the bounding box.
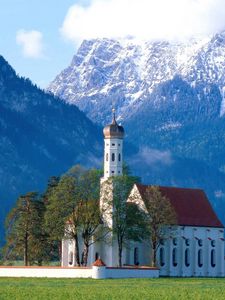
[48,33,225,124]
[48,34,225,227]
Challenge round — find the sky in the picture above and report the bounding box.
[0,0,225,88]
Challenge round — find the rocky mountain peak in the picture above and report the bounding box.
[48,33,225,124]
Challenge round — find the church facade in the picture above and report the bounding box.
[62,113,225,277]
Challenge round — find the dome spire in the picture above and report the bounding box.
[112,108,116,124]
[103,108,124,139]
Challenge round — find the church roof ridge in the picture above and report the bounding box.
[135,183,224,228]
[135,183,204,192]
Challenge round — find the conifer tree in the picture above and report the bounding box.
[4,192,45,265]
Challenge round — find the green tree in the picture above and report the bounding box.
[143,186,177,267]
[77,169,103,266]
[41,176,60,261]
[45,166,103,266]
[45,172,82,266]
[104,175,148,267]
[4,192,44,265]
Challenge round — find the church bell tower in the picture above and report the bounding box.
[103,109,124,179]
[99,109,125,265]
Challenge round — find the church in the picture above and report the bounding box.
[62,112,225,277]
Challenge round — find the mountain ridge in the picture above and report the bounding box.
[48,35,225,226]
[0,55,103,244]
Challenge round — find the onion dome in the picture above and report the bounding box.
[103,109,124,139]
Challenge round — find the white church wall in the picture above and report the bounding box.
[0,266,92,278]
[105,267,159,278]
[126,225,224,277]
[158,226,224,277]
[0,266,159,279]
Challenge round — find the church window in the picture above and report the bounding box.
[106,153,108,161]
[211,240,216,247]
[185,249,190,267]
[118,153,121,161]
[112,171,114,174]
[69,251,73,265]
[198,239,203,247]
[160,239,165,246]
[112,153,115,161]
[211,249,216,267]
[134,247,139,265]
[173,238,177,246]
[160,248,165,266]
[172,248,178,267]
[185,239,190,246]
[198,249,203,267]
[95,252,99,261]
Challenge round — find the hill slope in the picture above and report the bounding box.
[0,56,102,244]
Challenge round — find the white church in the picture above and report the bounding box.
[62,112,225,277]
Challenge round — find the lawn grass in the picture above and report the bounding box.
[0,277,224,300]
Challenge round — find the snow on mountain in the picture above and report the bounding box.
[48,33,225,124]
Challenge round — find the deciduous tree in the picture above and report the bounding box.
[143,186,177,267]
[104,175,148,267]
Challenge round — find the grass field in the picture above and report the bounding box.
[0,277,224,300]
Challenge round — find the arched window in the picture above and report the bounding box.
[112,153,115,161]
[134,247,139,265]
[95,252,99,261]
[211,249,216,268]
[211,240,216,247]
[118,153,121,161]
[198,239,203,247]
[185,249,190,267]
[172,248,178,267]
[185,239,190,246]
[106,153,108,161]
[69,251,73,265]
[198,249,203,267]
[160,248,165,266]
[173,238,177,246]
[160,239,165,246]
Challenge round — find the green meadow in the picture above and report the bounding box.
[0,277,224,300]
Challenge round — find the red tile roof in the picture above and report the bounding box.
[136,184,223,228]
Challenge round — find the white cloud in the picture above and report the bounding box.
[16,30,44,58]
[60,0,225,44]
[131,147,173,167]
